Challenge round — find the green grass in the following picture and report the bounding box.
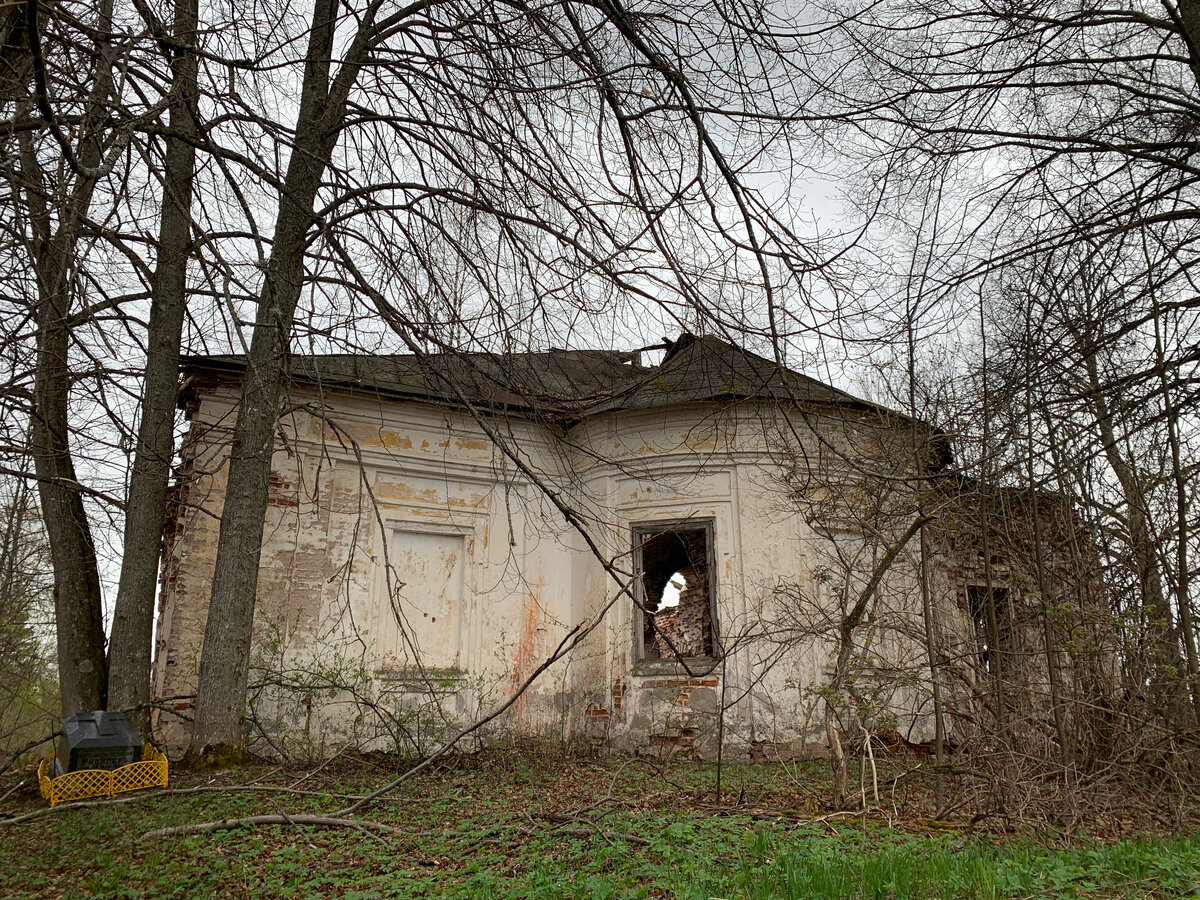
[0,754,1196,899]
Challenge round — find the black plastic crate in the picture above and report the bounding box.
[59,711,141,773]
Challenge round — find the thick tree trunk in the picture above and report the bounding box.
[22,169,110,718]
[107,0,200,735]
[18,0,118,719]
[1174,0,1200,88]
[187,0,374,761]
[30,269,109,717]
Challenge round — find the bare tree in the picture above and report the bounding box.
[107,0,201,735]
[180,0,823,762]
[8,0,123,717]
[812,0,1200,727]
[186,0,389,761]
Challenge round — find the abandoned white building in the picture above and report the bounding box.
[152,334,1095,759]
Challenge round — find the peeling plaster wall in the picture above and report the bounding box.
[154,383,595,754]
[153,383,964,760]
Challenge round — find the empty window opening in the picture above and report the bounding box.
[637,526,714,659]
[967,585,1011,674]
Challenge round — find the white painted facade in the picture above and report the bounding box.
[153,361,961,760]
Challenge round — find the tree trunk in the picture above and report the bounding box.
[1025,439,1073,768]
[1080,351,1184,697]
[825,700,847,809]
[825,515,930,809]
[917,523,946,802]
[187,0,376,761]
[107,0,200,735]
[30,267,109,717]
[18,0,119,719]
[1174,0,1200,89]
[1144,244,1200,722]
[976,305,1008,735]
[905,312,945,808]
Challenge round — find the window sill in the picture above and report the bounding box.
[376,667,466,694]
[632,658,721,678]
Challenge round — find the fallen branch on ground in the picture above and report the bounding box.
[142,814,404,840]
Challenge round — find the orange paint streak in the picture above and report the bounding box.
[510,580,546,724]
[512,590,540,695]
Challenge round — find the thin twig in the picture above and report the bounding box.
[0,732,58,779]
[0,781,26,806]
[288,741,353,790]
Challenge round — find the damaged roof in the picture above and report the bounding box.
[584,334,879,415]
[182,333,896,422]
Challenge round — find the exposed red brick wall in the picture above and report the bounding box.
[266,471,299,507]
[643,528,712,658]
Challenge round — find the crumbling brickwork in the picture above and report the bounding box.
[651,564,711,657]
[642,527,712,658]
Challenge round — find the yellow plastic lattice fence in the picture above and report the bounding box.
[38,744,168,806]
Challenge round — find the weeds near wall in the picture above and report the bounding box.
[246,615,508,763]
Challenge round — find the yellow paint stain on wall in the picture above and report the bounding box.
[445,493,488,509]
[455,438,488,451]
[379,432,414,451]
[374,480,440,504]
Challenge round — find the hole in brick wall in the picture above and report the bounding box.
[659,572,685,608]
[639,527,713,659]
